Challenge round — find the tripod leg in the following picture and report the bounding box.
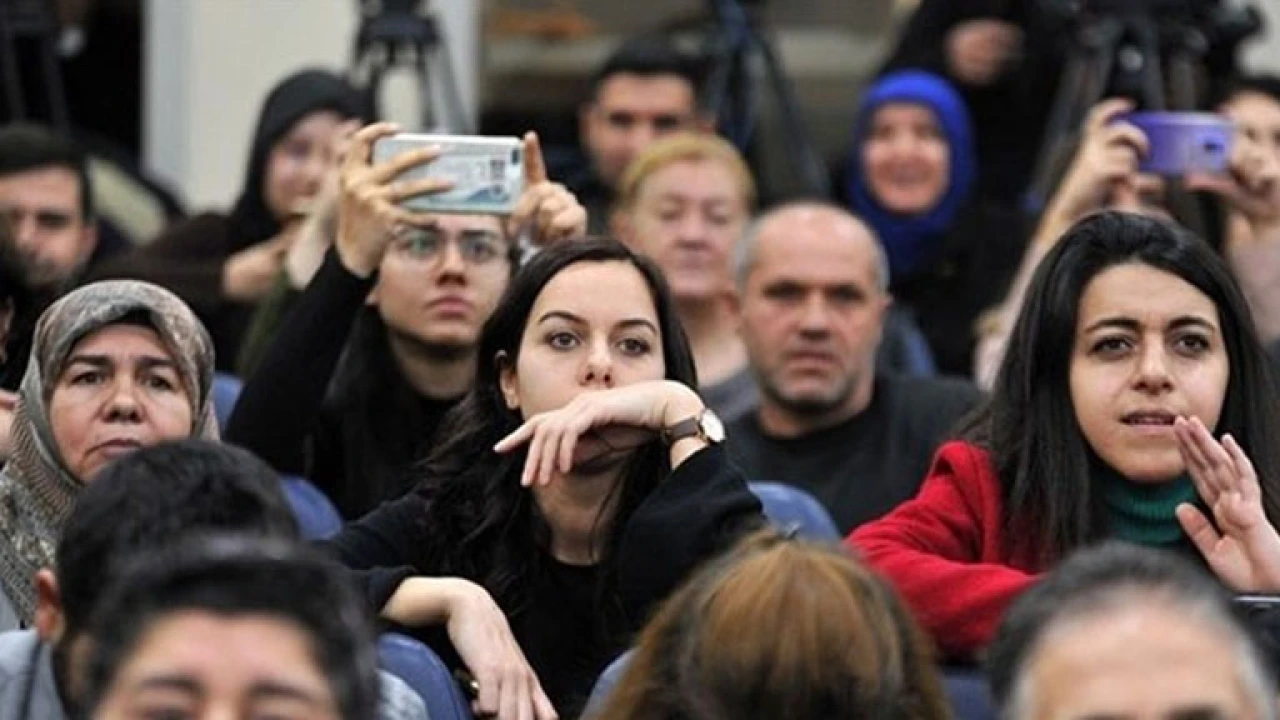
[430,34,472,133]
[37,34,69,130]
[751,26,830,197]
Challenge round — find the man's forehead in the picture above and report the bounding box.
[0,165,82,204]
[596,73,697,110]
[432,214,504,233]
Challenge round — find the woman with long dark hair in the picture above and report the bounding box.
[851,211,1280,661]
[327,238,763,718]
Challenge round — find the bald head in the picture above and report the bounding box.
[735,202,888,293]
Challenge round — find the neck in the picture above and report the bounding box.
[535,469,622,566]
[387,333,476,399]
[757,371,875,438]
[678,296,747,387]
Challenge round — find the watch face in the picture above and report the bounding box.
[701,409,726,443]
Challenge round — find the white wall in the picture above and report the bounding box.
[144,0,478,211]
[1242,0,1280,74]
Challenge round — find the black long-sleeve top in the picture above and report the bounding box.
[224,248,457,518]
[324,445,764,718]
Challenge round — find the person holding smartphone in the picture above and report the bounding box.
[225,123,586,520]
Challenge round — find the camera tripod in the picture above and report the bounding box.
[0,0,69,128]
[349,0,470,132]
[701,0,830,197]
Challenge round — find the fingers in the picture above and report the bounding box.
[533,685,558,720]
[370,144,443,185]
[1224,434,1262,502]
[1177,502,1224,559]
[1176,416,1222,505]
[386,176,454,203]
[494,421,534,455]
[523,131,548,185]
[1085,98,1137,134]
[344,122,400,173]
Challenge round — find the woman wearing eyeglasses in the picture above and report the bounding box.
[224,123,586,519]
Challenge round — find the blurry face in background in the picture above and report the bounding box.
[0,166,96,290]
[582,74,700,188]
[263,110,347,222]
[1223,90,1280,166]
[622,158,748,304]
[861,103,950,216]
[373,214,511,354]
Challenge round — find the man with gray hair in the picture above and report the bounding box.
[726,201,979,534]
[989,542,1277,720]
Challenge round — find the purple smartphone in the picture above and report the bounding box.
[1120,112,1234,175]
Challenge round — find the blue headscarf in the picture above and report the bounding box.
[846,70,977,283]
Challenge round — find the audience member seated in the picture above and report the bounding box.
[727,202,980,535]
[988,543,1277,720]
[851,212,1280,662]
[0,280,217,627]
[0,124,101,391]
[976,98,1280,387]
[88,69,366,372]
[556,34,710,232]
[877,0,1063,206]
[593,529,951,720]
[0,440,425,720]
[612,133,757,421]
[81,536,382,720]
[325,238,764,718]
[226,123,586,519]
[845,70,1027,376]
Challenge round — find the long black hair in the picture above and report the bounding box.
[407,238,697,616]
[964,211,1280,563]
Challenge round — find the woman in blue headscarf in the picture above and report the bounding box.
[846,69,1027,377]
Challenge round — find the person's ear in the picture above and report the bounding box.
[366,281,380,307]
[79,222,98,261]
[33,569,66,643]
[694,112,717,133]
[496,351,520,411]
[611,208,634,246]
[579,102,598,148]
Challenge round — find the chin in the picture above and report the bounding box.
[1111,456,1187,485]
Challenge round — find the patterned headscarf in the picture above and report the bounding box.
[0,280,217,623]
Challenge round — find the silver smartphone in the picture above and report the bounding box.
[371,133,524,215]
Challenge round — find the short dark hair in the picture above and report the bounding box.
[588,34,703,102]
[0,123,93,221]
[82,535,381,720]
[55,439,298,634]
[988,543,1276,719]
[1218,73,1280,107]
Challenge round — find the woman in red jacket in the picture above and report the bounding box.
[849,211,1280,661]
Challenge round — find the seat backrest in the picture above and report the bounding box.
[378,633,475,720]
[582,650,633,719]
[748,482,841,540]
[280,476,343,540]
[211,372,243,433]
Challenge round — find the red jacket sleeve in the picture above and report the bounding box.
[847,441,1040,660]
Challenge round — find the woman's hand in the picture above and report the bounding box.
[1049,98,1152,224]
[506,132,587,247]
[382,577,557,720]
[335,122,454,278]
[493,380,705,487]
[222,230,294,302]
[1185,132,1280,236]
[1175,415,1280,593]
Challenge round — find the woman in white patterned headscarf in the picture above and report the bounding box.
[0,280,217,626]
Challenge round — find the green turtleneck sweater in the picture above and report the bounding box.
[1101,467,1200,550]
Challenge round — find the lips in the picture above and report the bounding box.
[1121,410,1177,427]
[92,438,143,455]
[427,296,472,314]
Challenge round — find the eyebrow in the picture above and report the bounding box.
[536,310,659,334]
[246,681,327,705]
[65,353,177,370]
[135,675,201,696]
[1082,315,1218,334]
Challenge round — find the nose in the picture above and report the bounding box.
[579,339,615,388]
[1132,343,1174,394]
[797,293,832,337]
[624,122,659,157]
[102,379,144,423]
[12,212,39,247]
[434,237,468,279]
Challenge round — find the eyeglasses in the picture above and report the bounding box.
[391,226,507,266]
[0,205,76,232]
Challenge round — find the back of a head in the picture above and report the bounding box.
[82,534,380,720]
[55,439,298,634]
[597,531,950,720]
[588,34,703,101]
[988,542,1276,720]
[0,123,93,220]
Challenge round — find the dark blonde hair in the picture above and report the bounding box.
[595,530,951,720]
[614,132,757,214]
